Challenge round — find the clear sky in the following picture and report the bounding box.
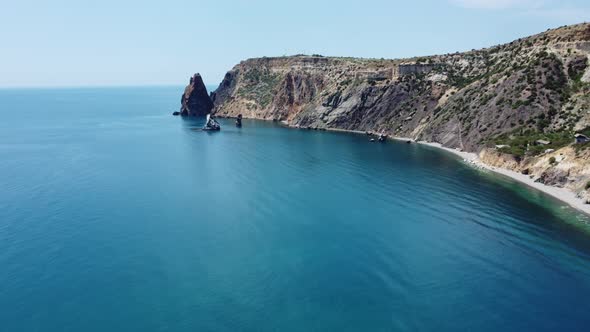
[1,0,588,88]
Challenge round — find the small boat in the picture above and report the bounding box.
[203,114,221,131]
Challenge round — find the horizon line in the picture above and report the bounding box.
[0,83,222,90]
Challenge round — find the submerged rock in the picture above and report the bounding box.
[180,73,214,116]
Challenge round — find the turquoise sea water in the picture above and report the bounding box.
[1,86,590,331]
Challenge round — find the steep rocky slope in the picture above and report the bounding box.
[209,23,590,202]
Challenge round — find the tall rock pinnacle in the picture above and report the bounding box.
[180,73,214,116]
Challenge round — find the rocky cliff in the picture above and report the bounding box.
[180,73,213,116]
[209,23,590,201]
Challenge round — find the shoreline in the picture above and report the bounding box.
[236,119,590,216]
[405,140,590,217]
[323,126,590,216]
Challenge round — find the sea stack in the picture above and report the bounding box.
[236,114,242,127]
[180,73,214,116]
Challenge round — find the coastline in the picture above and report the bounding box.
[404,140,590,217]
[321,126,590,216]
[242,120,590,216]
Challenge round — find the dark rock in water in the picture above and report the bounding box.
[180,73,214,116]
[172,111,180,116]
[203,116,221,131]
[236,114,242,127]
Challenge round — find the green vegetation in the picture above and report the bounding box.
[511,98,532,109]
[494,128,573,157]
[573,127,590,153]
[447,70,478,89]
[536,113,550,131]
[577,127,590,138]
[568,72,590,96]
[549,156,556,164]
[237,68,282,108]
[480,93,496,105]
[339,79,352,87]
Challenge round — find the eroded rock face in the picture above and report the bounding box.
[208,23,590,197]
[479,148,522,170]
[180,73,213,116]
[211,23,590,151]
[479,145,590,193]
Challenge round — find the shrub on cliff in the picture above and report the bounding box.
[493,129,572,157]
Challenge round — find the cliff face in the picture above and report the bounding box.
[479,146,590,202]
[180,73,213,116]
[210,23,590,198]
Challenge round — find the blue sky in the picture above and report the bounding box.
[0,0,588,87]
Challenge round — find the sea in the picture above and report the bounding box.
[1,86,590,331]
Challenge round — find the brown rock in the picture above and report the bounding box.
[180,73,213,116]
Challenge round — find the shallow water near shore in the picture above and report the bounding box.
[1,87,590,331]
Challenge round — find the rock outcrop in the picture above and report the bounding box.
[479,146,590,201]
[180,73,213,116]
[208,23,590,199]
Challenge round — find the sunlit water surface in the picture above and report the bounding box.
[1,87,590,331]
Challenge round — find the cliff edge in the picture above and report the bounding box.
[209,23,590,204]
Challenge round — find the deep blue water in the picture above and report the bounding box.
[1,86,590,331]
